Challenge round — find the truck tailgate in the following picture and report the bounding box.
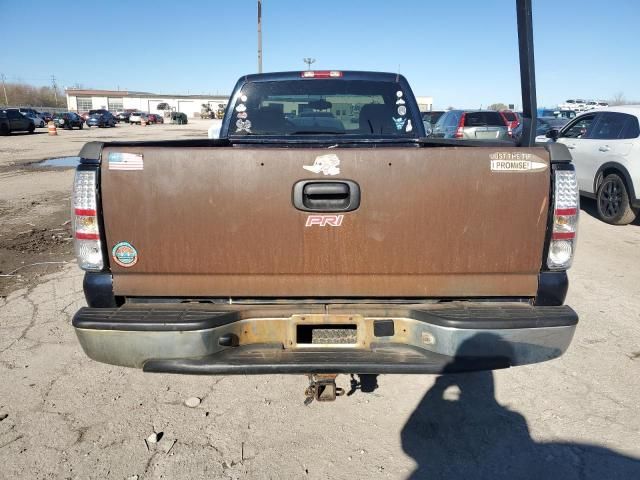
[100,146,550,297]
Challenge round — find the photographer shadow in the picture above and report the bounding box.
[401,333,640,479]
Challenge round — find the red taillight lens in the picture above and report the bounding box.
[300,71,343,78]
[72,170,104,271]
[454,113,466,138]
[547,168,579,270]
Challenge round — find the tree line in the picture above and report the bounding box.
[0,82,65,108]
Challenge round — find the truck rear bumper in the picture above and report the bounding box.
[72,303,578,374]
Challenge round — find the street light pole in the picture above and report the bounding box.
[257,0,263,73]
[303,58,315,70]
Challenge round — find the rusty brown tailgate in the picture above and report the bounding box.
[100,146,550,297]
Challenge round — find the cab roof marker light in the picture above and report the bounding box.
[300,71,343,78]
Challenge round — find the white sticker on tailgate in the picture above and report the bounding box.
[490,152,546,172]
[303,154,340,176]
[108,152,144,171]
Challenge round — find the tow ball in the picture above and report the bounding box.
[304,374,345,405]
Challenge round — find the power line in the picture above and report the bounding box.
[51,75,58,107]
[1,73,8,105]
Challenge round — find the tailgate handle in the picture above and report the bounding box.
[293,180,360,212]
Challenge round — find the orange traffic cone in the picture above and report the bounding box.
[48,121,57,136]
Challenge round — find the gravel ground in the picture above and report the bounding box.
[1,124,639,479]
[0,120,212,295]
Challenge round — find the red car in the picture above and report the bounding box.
[148,114,164,124]
[499,111,520,130]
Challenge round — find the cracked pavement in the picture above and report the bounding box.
[1,200,640,479]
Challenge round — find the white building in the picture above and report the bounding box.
[66,89,434,117]
[415,96,434,112]
[65,89,229,118]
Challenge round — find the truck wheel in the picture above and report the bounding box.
[79,123,83,130]
[28,124,35,134]
[596,173,638,225]
[0,124,9,136]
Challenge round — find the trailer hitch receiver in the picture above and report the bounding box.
[304,374,345,404]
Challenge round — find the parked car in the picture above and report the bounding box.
[170,111,188,124]
[0,109,35,135]
[147,113,163,124]
[421,111,445,135]
[129,112,149,125]
[40,112,53,122]
[499,110,520,130]
[86,111,116,128]
[596,100,609,108]
[53,112,84,130]
[558,99,576,111]
[25,112,46,128]
[548,106,640,224]
[534,116,569,143]
[585,100,598,110]
[558,99,589,112]
[539,109,576,120]
[115,111,131,123]
[431,110,509,140]
[17,107,42,118]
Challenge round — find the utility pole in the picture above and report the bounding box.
[51,75,59,107]
[303,58,315,70]
[0,73,8,105]
[257,0,263,73]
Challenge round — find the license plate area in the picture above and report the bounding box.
[289,314,365,349]
[297,324,357,344]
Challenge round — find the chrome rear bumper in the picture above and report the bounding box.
[73,303,577,374]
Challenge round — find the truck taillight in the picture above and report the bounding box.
[72,169,104,271]
[547,167,579,270]
[454,113,466,138]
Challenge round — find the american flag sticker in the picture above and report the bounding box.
[108,152,144,171]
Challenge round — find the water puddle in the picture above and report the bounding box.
[32,156,80,168]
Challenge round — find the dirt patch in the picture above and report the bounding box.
[0,195,74,297]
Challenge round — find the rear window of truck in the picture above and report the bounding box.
[230,80,418,137]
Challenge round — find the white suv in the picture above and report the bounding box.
[552,106,640,225]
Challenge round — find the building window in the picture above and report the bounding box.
[108,98,123,112]
[77,97,93,112]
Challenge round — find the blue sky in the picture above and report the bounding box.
[2,0,638,109]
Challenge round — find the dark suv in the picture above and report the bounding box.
[86,109,116,128]
[53,112,84,130]
[0,109,35,135]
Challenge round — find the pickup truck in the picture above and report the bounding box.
[70,2,579,401]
